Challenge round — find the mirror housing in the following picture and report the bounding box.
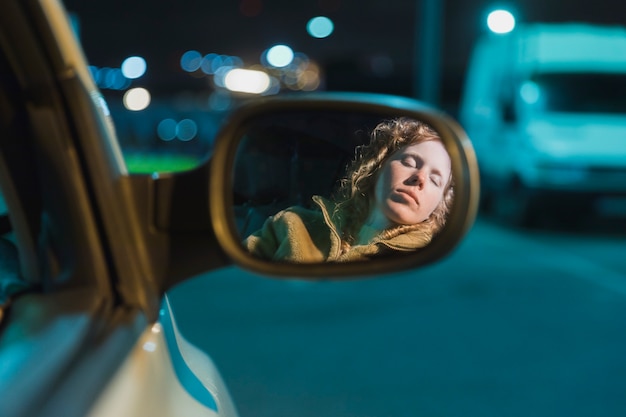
[210,93,480,278]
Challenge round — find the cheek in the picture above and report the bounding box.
[373,169,390,201]
[425,190,445,212]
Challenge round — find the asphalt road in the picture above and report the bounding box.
[168,215,626,417]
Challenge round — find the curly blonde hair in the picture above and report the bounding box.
[335,117,454,245]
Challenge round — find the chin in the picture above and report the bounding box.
[384,202,428,226]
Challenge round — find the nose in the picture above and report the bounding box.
[407,170,426,189]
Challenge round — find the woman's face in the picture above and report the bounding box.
[368,140,451,229]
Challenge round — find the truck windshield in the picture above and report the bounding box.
[524,72,626,114]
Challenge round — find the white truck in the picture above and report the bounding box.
[459,23,626,226]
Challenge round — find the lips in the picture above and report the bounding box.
[395,189,418,205]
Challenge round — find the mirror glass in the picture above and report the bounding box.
[232,109,456,264]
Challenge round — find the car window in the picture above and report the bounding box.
[523,72,626,114]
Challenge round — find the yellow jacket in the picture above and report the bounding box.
[243,196,432,263]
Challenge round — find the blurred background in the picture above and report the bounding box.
[62,0,624,172]
[61,1,626,416]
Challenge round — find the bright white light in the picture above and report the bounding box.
[121,56,147,79]
[224,68,271,94]
[307,16,334,38]
[143,342,157,352]
[265,45,294,68]
[123,87,151,111]
[487,10,516,34]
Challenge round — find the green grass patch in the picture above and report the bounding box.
[124,153,201,174]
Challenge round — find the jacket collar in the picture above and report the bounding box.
[312,195,431,251]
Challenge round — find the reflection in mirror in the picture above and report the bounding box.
[232,111,454,263]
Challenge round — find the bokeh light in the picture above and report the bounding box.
[520,81,541,104]
[121,56,147,79]
[197,53,244,76]
[180,50,203,72]
[224,68,271,94]
[213,66,230,88]
[262,77,282,95]
[307,16,334,38]
[265,45,294,68]
[123,87,151,111]
[176,119,198,141]
[157,118,177,141]
[487,9,516,34]
[201,53,222,75]
[298,69,321,91]
[89,66,131,90]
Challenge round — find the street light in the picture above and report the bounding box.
[487,9,516,34]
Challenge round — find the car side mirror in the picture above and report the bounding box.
[209,93,480,279]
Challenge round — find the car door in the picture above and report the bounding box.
[0,1,214,416]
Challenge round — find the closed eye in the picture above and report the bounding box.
[401,156,416,168]
[430,175,442,187]
[401,154,424,169]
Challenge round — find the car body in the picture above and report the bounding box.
[0,1,478,416]
[0,1,238,415]
[459,23,626,224]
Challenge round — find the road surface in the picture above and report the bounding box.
[169,216,626,417]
